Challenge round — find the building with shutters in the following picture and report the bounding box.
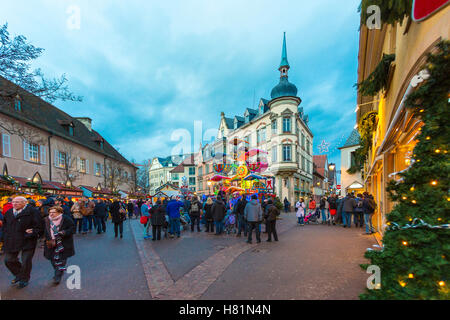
[0,75,137,193]
[213,33,314,204]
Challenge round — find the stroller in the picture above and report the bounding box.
[180,211,191,232]
[304,208,320,225]
[224,213,237,234]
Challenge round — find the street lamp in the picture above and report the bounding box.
[328,163,336,171]
[207,181,212,195]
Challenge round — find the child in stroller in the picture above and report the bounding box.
[304,208,320,225]
[223,210,237,234]
[180,208,191,232]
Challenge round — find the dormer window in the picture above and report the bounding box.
[58,120,75,136]
[100,140,104,149]
[14,97,22,111]
[68,125,74,136]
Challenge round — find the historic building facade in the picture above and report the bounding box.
[0,76,136,193]
[355,6,449,234]
[214,34,314,204]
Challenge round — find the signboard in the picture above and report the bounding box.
[336,185,341,190]
[412,0,450,22]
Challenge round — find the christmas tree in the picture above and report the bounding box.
[361,41,450,300]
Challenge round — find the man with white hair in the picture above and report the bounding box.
[2,196,43,288]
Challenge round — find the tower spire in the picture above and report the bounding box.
[279,32,290,78]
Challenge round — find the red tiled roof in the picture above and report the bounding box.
[313,155,327,177]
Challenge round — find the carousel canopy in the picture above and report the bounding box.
[243,174,266,181]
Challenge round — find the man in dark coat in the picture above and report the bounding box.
[127,201,134,219]
[110,199,125,238]
[55,198,71,219]
[211,197,226,235]
[342,194,356,228]
[3,196,43,288]
[235,196,248,237]
[94,199,108,234]
[265,199,280,242]
[150,200,165,241]
[189,196,201,232]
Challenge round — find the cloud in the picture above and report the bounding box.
[2,0,362,170]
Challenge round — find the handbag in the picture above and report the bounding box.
[140,216,148,225]
[46,239,56,249]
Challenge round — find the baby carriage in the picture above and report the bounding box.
[224,213,237,234]
[180,211,191,232]
[304,208,320,225]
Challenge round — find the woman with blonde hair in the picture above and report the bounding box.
[43,206,75,285]
[71,199,83,234]
[203,197,214,233]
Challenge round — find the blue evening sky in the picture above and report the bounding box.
[2,0,361,171]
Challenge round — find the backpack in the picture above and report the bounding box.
[367,198,377,213]
[191,202,199,212]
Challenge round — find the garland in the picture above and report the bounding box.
[356,54,396,97]
[359,0,412,27]
[26,181,44,195]
[347,111,378,174]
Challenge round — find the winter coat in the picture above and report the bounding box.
[363,197,377,214]
[203,203,213,221]
[94,202,108,218]
[235,198,247,216]
[127,202,134,213]
[166,200,184,219]
[265,204,280,222]
[87,201,95,216]
[141,204,150,217]
[110,201,126,224]
[43,215,75,260]
[150,205,165,226]
[244,199,263,222]
[309,200,316,210]
[319,199,326,209]
[2,205,43,253]
[295,201,306,217]
[343,196,356,213]
[190,200,201,217]
[354,197,364,213]
[328,197,337,210]
[211,200,227,222]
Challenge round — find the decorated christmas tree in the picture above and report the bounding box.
[361,41,450,300]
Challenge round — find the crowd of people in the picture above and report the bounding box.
[138,193,281,244]
[0,190,377,290]
[294,192,377,235]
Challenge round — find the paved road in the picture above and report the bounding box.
[0,220,151,300]
[0,213,376,300]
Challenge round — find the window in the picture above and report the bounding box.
[68,126,74,136]
[55,151,66,168]
[189,177,196,185]
[271,120,277,134]
[189,167,195,175]
[261,127,266,143]
[79,158,86,173]
[307,160,311,174]
[198,167,203,176]
[244,135,250,146]
[306,140,311,155]
[24,142,39,163]
[14,99,21,111]
[95,162,102,176]
[301,155,305,171]
[301,132,305,148]
[2,134,11,157]
[282,145,292,162]
[272,147,277,163]
[350,151,357,167]
[283,117,291,133]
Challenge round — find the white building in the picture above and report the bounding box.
[339,129,364,195]
[148,156,176,195]
[215,33,314,204]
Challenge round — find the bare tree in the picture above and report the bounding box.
[55,144,80,186]
[136,160,150,194]
[0,23,82,142]
[104,159,129,193]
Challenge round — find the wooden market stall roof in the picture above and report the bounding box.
[12,176,83,194]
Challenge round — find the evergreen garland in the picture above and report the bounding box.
[356,54,396,97]
[359,0,412,27]
[360,41,450,300]
[347,111,378,174]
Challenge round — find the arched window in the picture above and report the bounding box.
[2,163,8,176]
[31,172,42,184]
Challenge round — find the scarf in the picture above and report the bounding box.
[49,214,66,272]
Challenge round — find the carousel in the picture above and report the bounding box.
[208,148,276,201]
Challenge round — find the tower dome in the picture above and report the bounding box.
[270,32,298,100]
